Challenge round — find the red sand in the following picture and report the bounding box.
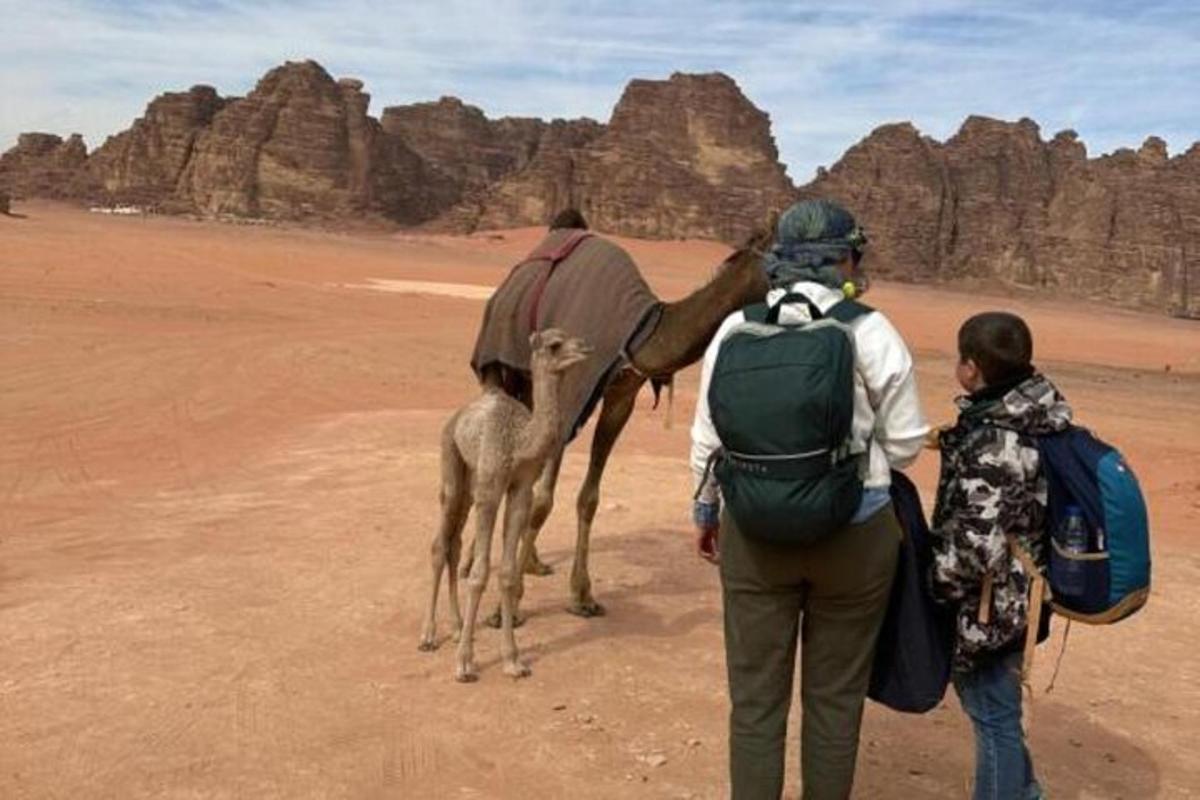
[2,202,1198,798]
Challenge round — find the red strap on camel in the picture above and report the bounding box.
[524,230,593,331]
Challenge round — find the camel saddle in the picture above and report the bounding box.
[470,229,662,443]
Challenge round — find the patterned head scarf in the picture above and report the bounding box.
[761,199,868,290]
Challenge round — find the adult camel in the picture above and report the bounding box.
[471,211,773,619]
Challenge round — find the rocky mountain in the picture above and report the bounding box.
[0,63,793,242]
[178,63,456,221]
[800,116,1199,312]
[2,59,1196,313]
[573,72,796,241]
[0,132,92,199]
[0,62,460,222]
[449,117,607,233]
[380,97,547,207]
[428,72,795,242]
[86,85,226,209]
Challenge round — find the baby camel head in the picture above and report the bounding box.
[529,329,592,375]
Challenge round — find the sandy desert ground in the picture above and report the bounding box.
[2,202,1198,799]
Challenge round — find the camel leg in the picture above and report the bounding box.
[419,435,470,651]
[445,512,466,639]
[568,371,643,618]
[470,449,562,584]
[523,448,564,576]
[455,489,499,683]
[485,449,563,629]
[499,483,533,679]
[417,487,469,650]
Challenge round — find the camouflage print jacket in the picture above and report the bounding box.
[930,372,1073,674]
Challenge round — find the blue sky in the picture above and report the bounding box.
[2,0,1198,182]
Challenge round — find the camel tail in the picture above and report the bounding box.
[649,376,676,430]
[664,378,675,430]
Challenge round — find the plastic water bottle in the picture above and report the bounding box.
[1057,506,1089,596]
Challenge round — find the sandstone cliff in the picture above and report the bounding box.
[179,61,456,221]
[3,60,1196,313]
[0,65,793,241]
[0,132,92,199]
[0,61,458,222]
[380,97,546,207]
[86,85,226,208]
[456,117,606,232]
[572,72,795,241]
[800,116,1199,312]
[443,72,795,242]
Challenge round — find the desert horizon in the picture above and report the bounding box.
[4,55,1198,320]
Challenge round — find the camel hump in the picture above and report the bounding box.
[524,229,594,265]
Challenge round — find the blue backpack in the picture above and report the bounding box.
[1036,427,1151,623]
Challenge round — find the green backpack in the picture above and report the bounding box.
[707,293,872,545]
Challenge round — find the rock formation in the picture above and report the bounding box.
[0,65,795,241]
[800,116,1199,312]
[0,132,92,199]
[2,59,1196,313]
[440,72,795,242]
[574,72,796,241]
[380,97,546,207]
[449,117,606,233]
[86,85,226,209]
[179,61,456,221]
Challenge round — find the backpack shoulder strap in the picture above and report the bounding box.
[742,302,770,324]
[743,295,873,327]
[1007,535,1048,722]
[826,298,875,325]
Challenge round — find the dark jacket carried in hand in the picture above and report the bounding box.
[869,470,955,713]
[930,372,1073,674]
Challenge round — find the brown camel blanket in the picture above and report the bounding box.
[470,229,662,443]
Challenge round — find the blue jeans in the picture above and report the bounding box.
[953,652,1044,800]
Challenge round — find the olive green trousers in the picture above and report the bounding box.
[719,506,900,800]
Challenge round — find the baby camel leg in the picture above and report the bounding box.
[419,450,470,651]
[499,483,533,678]
[455,490,500,683]
[484,450,563,629]
[465,449,563,584]
[445,515,466,639]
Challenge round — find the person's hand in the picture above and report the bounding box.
[697,525,720,564]
[924,424,951,450]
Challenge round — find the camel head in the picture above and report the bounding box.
[529,328,592,375]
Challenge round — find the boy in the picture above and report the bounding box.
[930,311,1072,800]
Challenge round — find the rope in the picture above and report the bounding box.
[1045,619,1072,694]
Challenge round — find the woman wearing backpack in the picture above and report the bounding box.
[691,199,929,799]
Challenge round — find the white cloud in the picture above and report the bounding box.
[1,0,1197,180]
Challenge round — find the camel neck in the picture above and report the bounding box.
[519,369,563,460]
[631,253,765,376]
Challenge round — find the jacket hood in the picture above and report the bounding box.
[957,372,1072,435]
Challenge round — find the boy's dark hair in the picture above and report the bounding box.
[958,312,1034,385]
[549,208,588,230]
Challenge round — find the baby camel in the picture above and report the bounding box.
[419,329,591,681]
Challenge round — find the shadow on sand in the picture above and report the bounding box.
[508,527,1163,799]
